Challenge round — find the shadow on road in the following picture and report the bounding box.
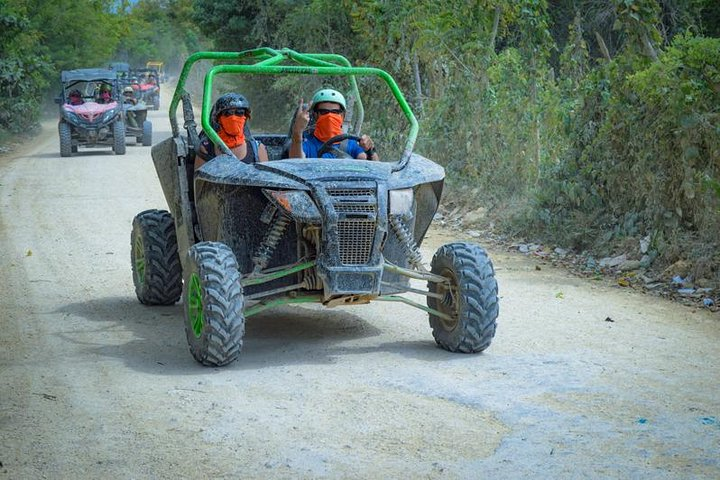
[53,296,443,375]
[17,150,118,159]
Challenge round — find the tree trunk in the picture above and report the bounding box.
[489,5,501,55]
[641,32,659,61]
[412,52,423,112]
[530,55,540,171]
[595,31,612,61]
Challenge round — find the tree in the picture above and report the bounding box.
[0,1,51,133]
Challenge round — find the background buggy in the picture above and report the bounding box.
[55,68,126,156]
[133,67,160,110]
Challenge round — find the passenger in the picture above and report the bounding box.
[288,88,378,160]
[195,93,269,169]
[97,84,113,104]
[68,89,84,106]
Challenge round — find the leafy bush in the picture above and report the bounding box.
[531,33,720,269]
[0,12,51,134]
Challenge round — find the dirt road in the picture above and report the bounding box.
[1,102,719,480]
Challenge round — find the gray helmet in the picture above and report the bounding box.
[211,93,251,126]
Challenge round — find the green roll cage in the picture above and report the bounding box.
[168,48,452,319]
[168,47,418,169]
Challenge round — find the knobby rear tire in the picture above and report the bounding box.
[131,209,182,305]
[142,120,152,146]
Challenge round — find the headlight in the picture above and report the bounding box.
[62,110,79,123]
[101,110,117,123]
[262,189,321,224]
[389,188,414,216]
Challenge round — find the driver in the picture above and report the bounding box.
[288,88,378,160]
[68,89,84,105]
[195,93,268,169]
[122,86,137,105]
[123,86,139,128]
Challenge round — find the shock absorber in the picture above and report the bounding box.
[252,211,291,273]
[389,215,426,271]
[300,226,322,290]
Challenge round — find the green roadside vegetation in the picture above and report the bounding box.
[2,0,719,290]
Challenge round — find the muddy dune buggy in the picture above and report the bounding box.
[131,48,499,366]
[56,68,126,156]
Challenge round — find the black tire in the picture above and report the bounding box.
[427,242,499,353]
[113,120,126,155]
[184,242,245,367]
[59,121,72,157]
[142,120,152,146]
[131,209,182,305]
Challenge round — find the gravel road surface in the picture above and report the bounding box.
[1,101,718,479]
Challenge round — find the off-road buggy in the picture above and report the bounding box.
[133,67,160,110]
[146,61,166,83]
[56,68,126,156]
[109,62,131,86]
[131,48,499,367]
[122,93,153,146]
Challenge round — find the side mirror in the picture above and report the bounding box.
[54,96,63,105]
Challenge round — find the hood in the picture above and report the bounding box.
[195,155,444,191]
[63,101,118,122]
[256,159,393,184]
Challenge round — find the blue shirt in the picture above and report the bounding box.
[302,135,365,159]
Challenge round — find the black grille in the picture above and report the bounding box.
[337,220,376,264]
[328,188,377,265]
[334,203,376,214]
[327,188,375,197]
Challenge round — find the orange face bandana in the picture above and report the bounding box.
[314,113,343,143]
[218,115,246,148]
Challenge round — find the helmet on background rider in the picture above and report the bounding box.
[210,93,252,129]
[123,86,134,95]
[310,88,346,112]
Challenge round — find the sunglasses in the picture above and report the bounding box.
[314,108,344,116]
[221,108,248,117]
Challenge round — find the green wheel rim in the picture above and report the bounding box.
[436,267,460,331]
[187,272,204,338]
[134,235,145,284]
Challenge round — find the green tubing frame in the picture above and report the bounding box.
[170,49,436,317]
[169,47,418,169]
